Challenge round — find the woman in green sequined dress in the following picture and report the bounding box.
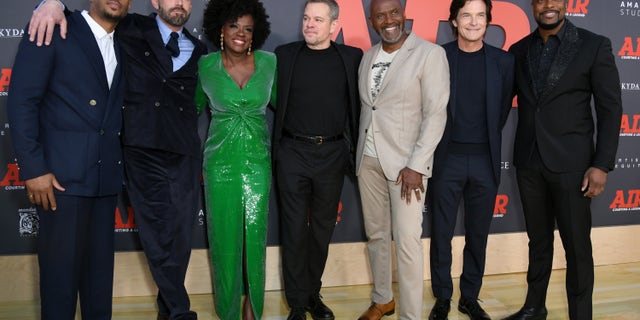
[195,1,275,319]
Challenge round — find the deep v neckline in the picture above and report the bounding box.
[220,52,257,90]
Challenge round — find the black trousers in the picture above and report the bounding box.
[516,154,594,320]
[429,152,497,300]
[38,194,117,320]
[276,137,347,308]
[123,146,200,320]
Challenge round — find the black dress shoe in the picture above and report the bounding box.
[502,306,548,320]
[429,298,451,320]
[159,311,197,320]
[306,294,335,320]
[458,296,491,320]
[287,307,307,320]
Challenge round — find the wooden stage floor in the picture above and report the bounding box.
[1,262,639,319]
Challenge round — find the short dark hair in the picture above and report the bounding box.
[203,0,271,50]
[448,0,493,36]
[305,0,340,21]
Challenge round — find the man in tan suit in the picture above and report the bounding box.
[356,0,449,319]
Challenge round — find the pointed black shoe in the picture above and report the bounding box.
[306,294,334,320]
[429,298,451,320]
[287,307,307,320]
[502,306,548,320]
[458,296,491,320]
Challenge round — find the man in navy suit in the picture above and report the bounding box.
[7,0,129,318]
[505,0,622,319]
[428,1,514,319]
[31,0,207,318]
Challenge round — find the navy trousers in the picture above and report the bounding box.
[123,146,200,320]
[38,194,117,320]
[429,152,497,300]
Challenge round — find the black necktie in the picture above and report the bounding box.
[166,32,180,57]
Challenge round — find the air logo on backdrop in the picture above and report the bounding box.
[115,206,137,232]
[620,114,640,136]
[619,37,640,60]
[493,194,509,218]
[0,163,24,190]
[566,0,589,17]
[610,189,640,212]
[0,68,11,96]
[336,0,530,51]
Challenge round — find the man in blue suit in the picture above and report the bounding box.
[428,1,514,319]
[7,0,129,318]
[31,0,208,318]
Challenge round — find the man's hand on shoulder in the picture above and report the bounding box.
[29,0,67,46]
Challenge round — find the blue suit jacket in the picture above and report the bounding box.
[116,13,207,157]
[8,11,125,197]
[433,41,514,184]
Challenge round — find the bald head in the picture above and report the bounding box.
[369,0,403,16]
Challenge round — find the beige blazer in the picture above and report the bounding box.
[356,32,449,180]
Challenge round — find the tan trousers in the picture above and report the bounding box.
[358,155,427,320]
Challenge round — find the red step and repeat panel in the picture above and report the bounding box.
[1,0,638,254]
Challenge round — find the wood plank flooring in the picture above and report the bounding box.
[1,262,639,319]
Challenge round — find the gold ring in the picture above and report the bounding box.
[414,188,420,192]
[28,194,34,198]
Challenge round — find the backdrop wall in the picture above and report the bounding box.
[1,0,638,256]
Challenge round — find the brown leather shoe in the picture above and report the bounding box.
[358,300,395,320]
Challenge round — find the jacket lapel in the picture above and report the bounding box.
[103,39,123,127]
[538,20,581,103]
[181,28,205,70]
[280,42,305,122]
[375,32,415,100]
[142,14,173,73]
[69,12,109,92]
[446,43,458,121]
[360,42,379,106]
[485,46,501,130]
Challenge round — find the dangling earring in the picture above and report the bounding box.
[247,41,252,56]
[220,32,224,51]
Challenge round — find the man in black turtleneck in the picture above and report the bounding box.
[272,1,362,319]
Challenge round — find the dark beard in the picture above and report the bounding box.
[102,10,126,23]
[158,6,190,27]
[537,17,564,30]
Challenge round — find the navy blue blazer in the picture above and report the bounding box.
[116,13,207,158]
[8,11,125,197]
[433,41,515,184]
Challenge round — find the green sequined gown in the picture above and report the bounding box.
[195,50,276,320]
